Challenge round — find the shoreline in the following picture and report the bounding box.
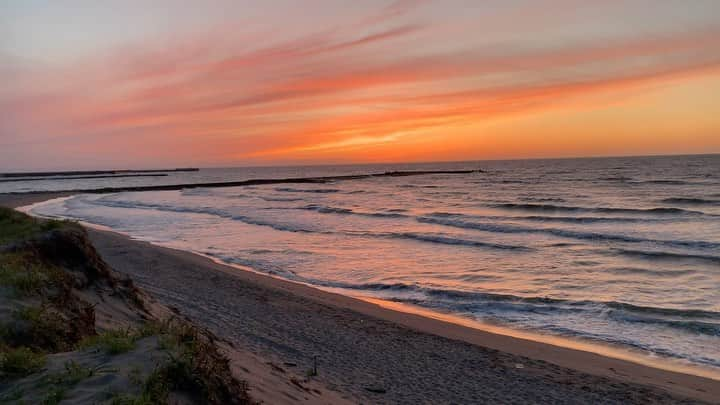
[3,192,719,403]
[150,237,720,383]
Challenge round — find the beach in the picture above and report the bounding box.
[2,192,718,404]
[4,0,720,401]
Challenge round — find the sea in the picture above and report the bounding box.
[9,155,720,373]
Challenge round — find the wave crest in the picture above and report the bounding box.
[488,203,705,216]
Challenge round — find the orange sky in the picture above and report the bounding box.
[1,1,719,170]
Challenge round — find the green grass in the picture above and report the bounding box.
[109,392,157,405]
[0,252,51,296]
[4,305,76,352]
[14,306,44,324]
[0,346,46,379]
[0,210,251,402]
[0,319,251,404]
[151,320,251,404]
[35,360,96,405]
[138,365,174,403]
[0,207,68,245]
[109,358,195,405]
[135,321,165,340]
[107,361,173,405]
[79,329,137,355]
[109,320,252,404]
[0,248,71,301]
[128,366,143,386]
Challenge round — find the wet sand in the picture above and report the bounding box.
[2,193,718,403]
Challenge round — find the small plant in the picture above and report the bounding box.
[5,305,75,352]
[36,360,95,405]
[65,360,94,382]
[155,320,252,404]
[42,385,66,405]
[119,319,252,404]
[107,365,172,405]
[140,365,173,403]
[14,306,44,323]
[109,393,156,405]
[128,366,144,386]
[49,360,94,385]
[79,329,137,355]
[135,321,165,339]
[0,346,46,379]
[0,253,48,296]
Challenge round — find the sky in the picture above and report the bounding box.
[1,0,719,170]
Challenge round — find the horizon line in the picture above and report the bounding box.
[2,151,717,174]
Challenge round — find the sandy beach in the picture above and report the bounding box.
[1,192,718,404]
[4,0,720,401]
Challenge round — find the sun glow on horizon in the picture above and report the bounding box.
[1,0,719,170]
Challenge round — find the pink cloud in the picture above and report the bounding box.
[1,2,719,168]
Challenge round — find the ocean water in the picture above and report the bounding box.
[21,155,720,371]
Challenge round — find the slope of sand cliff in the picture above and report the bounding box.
[0,208,254,404]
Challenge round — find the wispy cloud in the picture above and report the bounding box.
[1,1,719,168]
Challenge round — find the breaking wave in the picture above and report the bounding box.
[488,203,705,216]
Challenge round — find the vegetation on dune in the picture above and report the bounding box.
[0,207,253,404]
[0,250,96,352]
[0,207,70,245]
[0,208,93,391]
[79,329,137,355]
[7,306,77,352]
[107,319,252,405]
[48,360,96,387]
[0,251,59,297]
[0,346,46,380]
[0,209,78,300]
[37,360,98,405]
[155,320,251,404]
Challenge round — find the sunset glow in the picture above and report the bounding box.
[2,0,719,170]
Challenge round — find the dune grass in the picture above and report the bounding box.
[0,208,252,403]
[79,329,137,355]
[49,360,95,386]
[0,252,53,297]
[0,207,75,298]
[10,306,78,352]
[0,346,46,380]
[0,207,69,245]
[107,320,252,404]
[38,360,97,404]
